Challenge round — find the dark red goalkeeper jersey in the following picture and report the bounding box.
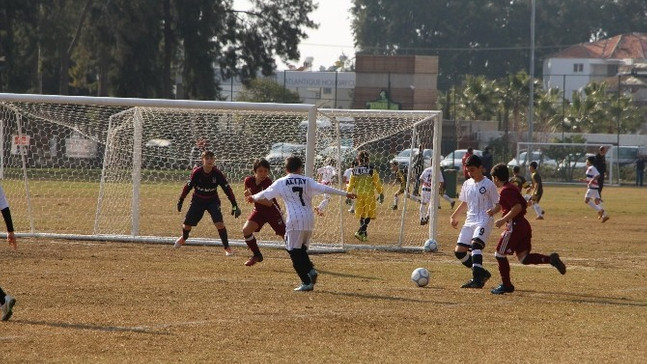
[179,166,237,206]
[498,182,528,221]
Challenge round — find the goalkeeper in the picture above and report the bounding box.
[347,150,384,242]
[174,150,241,255]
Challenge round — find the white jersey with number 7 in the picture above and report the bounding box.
[252,173,347,232]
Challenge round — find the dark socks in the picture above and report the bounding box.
[244,234,261,256]
[522,253,550,265]
[182,229,190,240]
[496,256,512,287]
[218,227,229,249]
[288,248,312,284]
[359,217,371,233]
[454,251,473,268]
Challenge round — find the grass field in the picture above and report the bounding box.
[1,185,646,363]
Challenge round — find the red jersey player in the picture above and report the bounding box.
[242,158,286,266]
[487,163,566,294]
[175,150,241,255]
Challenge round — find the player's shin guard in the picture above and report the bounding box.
[587,200,601,211]
[521,253,549,265]
[218,227,229,249]
[533,204,543,216]
[182,229,190,240]
[495,254,512,287]
[244,234,261,256]
[455,251,473,268]
[471,249,483,269]
[360,218,371,233]
[288,248,312,284]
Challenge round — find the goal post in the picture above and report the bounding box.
[0,92,442,252]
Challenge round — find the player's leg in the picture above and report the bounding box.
[286,231,314,291]
[208,202,232,255]
[175,199,204,248]
[491,227,515,294]
[243,217,263,266]
[316,193,331,215]
[462,223,493,288]
[532,193,544,219]
[454,225,474,277]
[0,286,16,321]
[419,188,431,224]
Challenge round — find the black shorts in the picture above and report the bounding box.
[183,197,223,226]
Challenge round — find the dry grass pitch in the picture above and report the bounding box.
[1,185,646,363]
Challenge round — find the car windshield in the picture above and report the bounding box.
[397,149,413,158]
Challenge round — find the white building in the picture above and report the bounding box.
[543,33,647,101]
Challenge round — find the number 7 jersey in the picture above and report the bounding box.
[252,173,347,232]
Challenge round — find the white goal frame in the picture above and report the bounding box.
[0,93,442,252]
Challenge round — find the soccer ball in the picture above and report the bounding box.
[410,267,430,287]
[423,239,438,253]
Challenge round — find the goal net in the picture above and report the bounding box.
[0,93,442,252]
[514,142,616,184]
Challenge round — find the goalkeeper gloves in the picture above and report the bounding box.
[177,199,184,212]
[232,205,242,218]
[377,193,384,204]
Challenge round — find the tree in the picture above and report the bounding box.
[236,78,301,103]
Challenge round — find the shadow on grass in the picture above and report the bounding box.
[321,289,459,306]
[14,319,169,335]
[518,289,647,307]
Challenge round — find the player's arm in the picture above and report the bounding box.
[314,181,355,198]
[487,203,502,217]
[449,201,466,228]
[495,203,522,228]
[176,170,197,211]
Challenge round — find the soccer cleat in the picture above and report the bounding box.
[308,268,318,285]
[420,217,429,225]
[549,253,567,275]
[348,208,355,214]
[536,215,544,220]
[293,283,314,292]
[491,284,515,295]
[354,231,367,242]
[1,295,16,321]
[224,247,234,256]
[391,204,398,210]
[173,236,185,249]
[601,216,610,223]
[460,279,481,289]
[461,267,491,288]
[244,254,264,266]
[597,209,604,219]
[450,201,456,209]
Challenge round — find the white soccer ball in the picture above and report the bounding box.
[423,239,438,253]
[410,267,430,287]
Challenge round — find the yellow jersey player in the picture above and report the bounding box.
[347,150,384,241]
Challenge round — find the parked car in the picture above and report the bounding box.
[507,150,557,168]
[265,142,307,167]
[557,152,595,171]
[440,149,483,170]
[606,146,640,166]
[393,148,440,171]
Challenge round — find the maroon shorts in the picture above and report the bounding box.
[248,207,285,237]
[496,217,532,255]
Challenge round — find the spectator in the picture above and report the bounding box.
[482,146,493,179]
[461,147,474,180]
[636,157,645,187]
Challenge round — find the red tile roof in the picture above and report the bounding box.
[551,33,647,59]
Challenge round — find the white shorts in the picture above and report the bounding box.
[420,187,432,204]
[585,188,601,200]
[456,219,494,247]
[284,230,313,251]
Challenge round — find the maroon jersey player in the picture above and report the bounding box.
[242,158,286,266]
[175,150,241,255]
[486,163,566,294]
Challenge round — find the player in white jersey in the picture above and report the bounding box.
[314,160,338,215]
[417,165,456,224]
[450,155,499,288]
[343,161,356,213]
[0,183,17,321]
[247,156,356,292]
[580,156,609,222]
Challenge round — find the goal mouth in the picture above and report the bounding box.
[1,93,442,252]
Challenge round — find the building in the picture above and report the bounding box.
[543,33,647,101]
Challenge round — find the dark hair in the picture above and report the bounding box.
[587,156,595,164]
[513,165,520,173]
[201,150,215,158]
[491,163,509,181]
[467,147,473,153]
[357,150,370,165]
[529,161,538,169]
[390,160,399,166]
[465,154,482,167]
[253,158,271,172]
[285,156,303,173]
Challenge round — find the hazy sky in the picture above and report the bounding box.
[233,0,355,70]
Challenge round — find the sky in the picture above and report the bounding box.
[233,0,356,71]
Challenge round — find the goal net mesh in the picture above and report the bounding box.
[0,95,441,252]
